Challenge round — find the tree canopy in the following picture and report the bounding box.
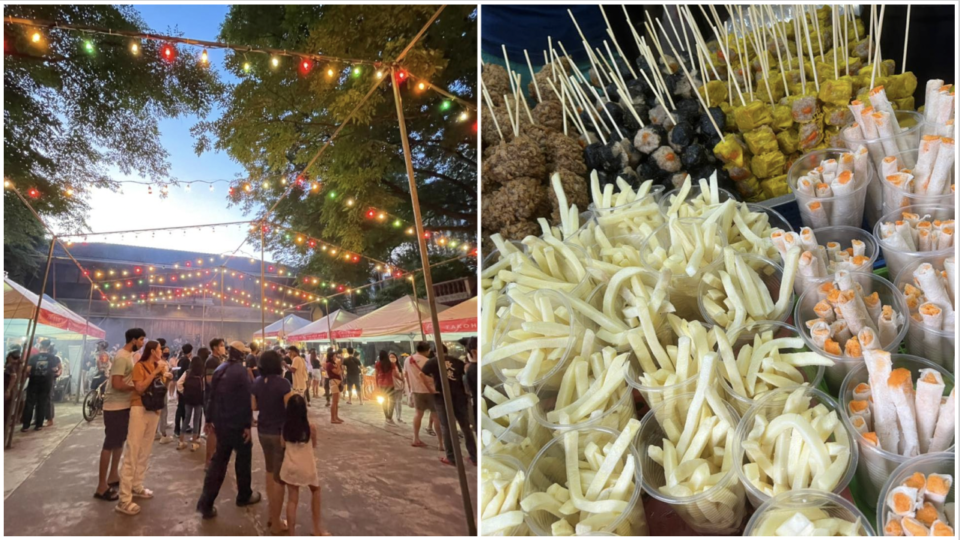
[3,4,223,281]
[200,5,477,304]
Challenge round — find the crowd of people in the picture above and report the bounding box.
[6,327,479,534]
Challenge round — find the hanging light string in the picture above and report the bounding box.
[58,220,256,239]
[264,220,399,272]
[403,71,476,112]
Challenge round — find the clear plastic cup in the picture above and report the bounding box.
[893,257,956,371]
[879,148,955,216]
[922,120,955,139]
[873,204,955,282]
[480,454,530,536]
[522,426,648,536]
[734,204,795,262]
[794,272,909,394]
[734,386,859,509]
[636,392,747,534]
[840,110,926,226]
[480,240,525,283]
[743,489,877,536]
[658,184,736,218]
[640,218,728,321]
[838,354,955,512]
[876,452,955,536]
[697,253,790,331]
[532,367,638,433]
[590,185,666,241]
[490,289,581,390]
[717,320,826,416]
[787,148,873,229]
[480,371,553,463]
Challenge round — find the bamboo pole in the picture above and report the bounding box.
[410,276,427,343]
[390,66,476,536]
[5,238,57,448]
[76,284,96,404]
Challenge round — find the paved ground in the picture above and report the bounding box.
[4,395,477,536]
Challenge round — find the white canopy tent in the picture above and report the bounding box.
[251,314,312,342]
[4,277,105,341]
[422,296,477,340]
[332,295,448,343]
[286,309,357,344]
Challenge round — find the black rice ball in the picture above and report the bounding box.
[584,142,605,172]
[681,142,707,170]
[669,122,696,150]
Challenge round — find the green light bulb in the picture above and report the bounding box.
[441,100,451,111]
[84,40,94,53]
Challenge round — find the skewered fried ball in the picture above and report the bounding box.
[482,176,546,231]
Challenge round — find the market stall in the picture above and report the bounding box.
[285,309,358,345]
[479,3,955,537]
[332,295,450,343]
[251,314,312,343]
[422,296,478,340]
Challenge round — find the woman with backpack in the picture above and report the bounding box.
[176,353,206,451]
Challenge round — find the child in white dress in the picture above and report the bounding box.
[280,394,328,535]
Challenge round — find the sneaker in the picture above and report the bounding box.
[236,491,262,507]
[159,435,174,444]
[177,441,187,450]
[185,427,193,434]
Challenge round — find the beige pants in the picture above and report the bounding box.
[119,405,161,505]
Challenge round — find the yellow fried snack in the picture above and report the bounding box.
[818,79,854,106]
[735,100,774,132]
[744,126,780,155]
[752,151,787,179]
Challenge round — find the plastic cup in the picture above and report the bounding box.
[790,225,881,296]
[589,185,666,241]
[697,253,789,331]
[922,120,955,139]
[480,454,530,536]
[840,110,926,226]
[794,272,909,394]
[522,426,648,536]
[490,289,581,390]
[894,257,956,371]
[873,204,955,282]
[658,184,736,218]
[838,354,955,512]
[480,369,553,464]
[624,320,700,410]
[878,148,955,216]
[736,204,795,263]
[532,366,638,433]
[743,489,877,536]
[480,240,525,282]
[640,218,728,321]
[787,148,873,229]
[717,320,826,416]
[734,386,859,509]
[636,392,747,534]
[876,452,956,536]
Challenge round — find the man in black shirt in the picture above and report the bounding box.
[342,348,363,405]
[421,346,476,467]
[174,344,194,437]
[244,342,260,381]
[21,339,62,432]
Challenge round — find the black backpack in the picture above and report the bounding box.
[139,364,167,412]
[183,375,204,406]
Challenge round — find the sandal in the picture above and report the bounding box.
[132,487,154,499]
[115,501,141,515]
[411,441,427,448]
[439,457,455,466]
[94,489,119,501]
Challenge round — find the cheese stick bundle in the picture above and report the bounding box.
[790,149,871,229]
[879,454,955,537]
[520,422,648,536]
[772,226,876,294]
[797,271,905,366]
[734,385,855,507]
[638,354,746,534]
[698,200,789,262]
[874,205,956,280]
[535,345,637,432]
[630,316,715,411]
[879,137,956,214]
[480,454,528,536]
[745,490,874,536]
[480,379,552,465]
[717,322,834,415]
[897,258,956,368]
[921,79,957,138]
[698,247,800,330]
[484,288,587,389]
[659,173,736,219]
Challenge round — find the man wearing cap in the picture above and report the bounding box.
[196,341,261,519]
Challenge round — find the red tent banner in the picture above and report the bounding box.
[422,296,477,336]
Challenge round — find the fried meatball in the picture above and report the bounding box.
[482,177,546,231]
[544,132,587,177]
[533,99,565,132]
[482,136,546,187]
[482,63,512,106]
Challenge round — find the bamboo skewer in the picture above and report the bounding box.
[644,18,672,75]
[843,5,850,76]
[643,38,678,111]
[656,18,722,138]
[868,5,874,63]
[832,8,839,80]
[800,5,820,92]
[523,49,542,103]
[731,6,751,102]
[598,5,637,79]
[682,7,722,83]
[901,5,911,74]
[749,6,775,103]
[583,40,614,102]
[794,10,807,89]
[677,6,693,61]
[501,44,518,101]
[850,5,860,42]
[603,41,645,128]
[666,7,685,52]
[480,80,504,142]
[810,5,825,62]
[765,5,790,98]
[870,5,886,89]
[514,72,535,124]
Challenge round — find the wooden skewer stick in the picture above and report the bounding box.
[602,40,645,128]
[677,5,693,61]
[549,48,589,139]
[832,8,839,80]
[514,73,535,124]
[870,4,886,89]
[666,7,686,52]
[523,50,542,103]
[583,40,614,101]
[583,80,625,141]
[547,36,555,80]
[656,19,722,137]
[682,7,721,82]
[773,5,793,69]
[794,9,806,89]
[765,5,790,97]
[800,4,820,92]
[810,5,825,62]
[698,46,711,107]
[636,56,677,124]
[641,37,677,111]
[901,5,911,74]
[570,77,611,144]
[842,6,849,76]
[567,9,610,86]
[749,6,774,103]
[480,80,504,142]
[598,5,637,78]
[501,45,518,101]
[732,7,752,101]
[502,94,518,138]
[868,5,874,62]
[644,18,672,75]
[849,5,860,42]
[547,78,574,138]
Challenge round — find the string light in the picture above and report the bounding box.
[271,56,280,68]
[458,111,469,121]
[83,40,94,54]
[326,67,335,77]
[345,198,355,207]
[352,66,361,77]
[200,49,209,65]
[31,31,41,43]
[243,61,251,73]
[161,43,176,61]
[4,179,12,188]
[300,59,313,74]
[417,82,426,91]
[130,42,140,55]
[376,70,383,79]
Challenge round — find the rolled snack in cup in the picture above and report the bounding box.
[926,137,955,197]
[877,305,902,348]
[869,87,911,158]
[837,289,875,335]
[935,86,955,125]
[888,368,921,457]
[887,485,920,518]
[884,173,915,211]
[915,369,946,454]
[914,263,954,316]
[929,388,955,453]
[863,350,901,453]
[923,80,945,129]
[830,171,857,225]
[913,135,942,194]
[804,200,830,229]
[871,111,901,160]
[924,473,953,507]
[881,156,900,179]
[858,327,881,351]
[848,100,866,128]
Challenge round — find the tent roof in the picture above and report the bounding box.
[423,296,477,336]
[286,309,358,342]
[4,277,105,340]
[252,314,312,339]
[333,295,448,340]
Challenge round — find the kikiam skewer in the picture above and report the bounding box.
[480,80,505,142]
[656,19,721,138]
[523,50,542,103]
